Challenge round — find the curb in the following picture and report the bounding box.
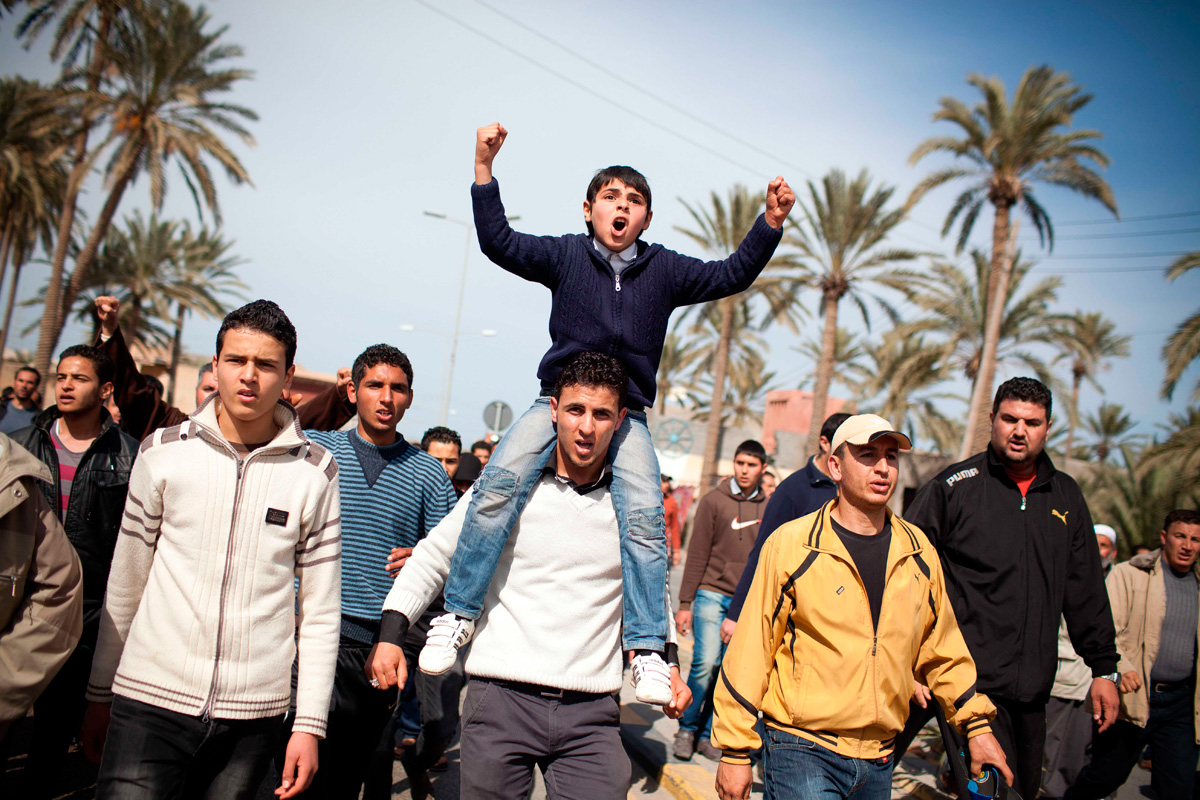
[620,721,715,800]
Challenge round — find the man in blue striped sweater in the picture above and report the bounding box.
[275,344,457,799]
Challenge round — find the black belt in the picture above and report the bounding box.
[1151,679,1193,694]
[483,678,609,701]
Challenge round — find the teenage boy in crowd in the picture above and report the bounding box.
[271,345,458,799]
[719,412,851,645]
[893,378,1120,800]
[0,366,42,433]
[1066,510,1200,800]
[9,345,138,797]
[80,301,343,800]
[713,415,1011,800]
[470,439,492,467]
[422,123,795,706]
[674,440,768,761]
[367,353,690,800]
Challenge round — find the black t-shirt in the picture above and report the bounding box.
[831,517,892,631]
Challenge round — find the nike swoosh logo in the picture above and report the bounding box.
[731,519,759,530]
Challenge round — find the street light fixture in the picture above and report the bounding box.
[424,210,516,425]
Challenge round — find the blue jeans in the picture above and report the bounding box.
[762,727,891,800]
[679,588,731,738]
[444,397,668,651]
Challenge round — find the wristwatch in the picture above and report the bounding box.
[1099,672,1120,684]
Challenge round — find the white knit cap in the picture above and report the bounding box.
[1094,524,1117,545]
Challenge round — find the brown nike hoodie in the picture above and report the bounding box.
[679,479,767,607]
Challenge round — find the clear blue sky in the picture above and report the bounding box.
[2,0,1197,444]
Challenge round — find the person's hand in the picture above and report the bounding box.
[764,176,795,229]
[672,551,681,567]
[366,641,407,691]
[475,122,507,184]
[335,368,352,400]
[912,681,932,709]
[1090,676,1120,731]
[94,296,120,338]
[715,761,753,800]
[661,665,692,719]
[282,389,304,407]
[675,608,692,637]
[275,731,319,798]
[80,701,112,764]
[385,546,413,576]
[1119,670,1142,694]
[720,618,737,644]
[966,731,1013,787]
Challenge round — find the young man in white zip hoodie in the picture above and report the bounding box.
[80,301,342,800]
[366,352,690,800]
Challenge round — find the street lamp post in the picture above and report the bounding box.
[399,323,497,425]
[424,210,516,426]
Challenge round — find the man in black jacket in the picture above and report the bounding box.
[9,344,138,798]
[893,377,1120,800]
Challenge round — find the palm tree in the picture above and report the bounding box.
[794,326,870,396]
[690,350,776,430]
[883,250,1064,392]
[1050,311,1130,462]
[1161,251,1199,402]
[853,334,964,455]
[0,78,70,357]
[655,332,702,414]
[1083,444,1191,554]
[791,168,917,454]
[33,0,256,378]
[674,185,804,490]
[165,223,245,402]
[1142,408,1200,492]
[908,65,1118,457]
[1082,403,1138,464]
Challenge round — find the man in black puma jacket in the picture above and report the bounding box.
[894,378,1119,800]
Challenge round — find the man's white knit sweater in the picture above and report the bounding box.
[383,471,671,693]
[86,396,342,737]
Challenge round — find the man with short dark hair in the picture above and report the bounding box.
[720,412,851,644]
[470,439,492,467]
[422,427,463,479]
[893,377,1120,800]
[8,345,138,798]
[1066,509,1200,800]
[366,352,689,800]
[276,343,457,799]
[674,439,768,761]
[0,366,42,434]
[81,300,343,800]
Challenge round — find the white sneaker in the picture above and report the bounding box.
[631,652,673,705]
[418,613,475,675]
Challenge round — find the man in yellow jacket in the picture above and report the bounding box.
[712,415,1012,800]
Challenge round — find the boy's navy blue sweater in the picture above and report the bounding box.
[472,179,784,409]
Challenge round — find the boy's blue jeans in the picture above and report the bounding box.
[762,728,891,800]
[443,396,669,652]
[678,588,731,738]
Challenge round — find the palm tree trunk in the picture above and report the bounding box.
[698,299,735,492]
[960,212,1019,459]
[32,14,110,382]
[38,160,138,370]
[167,303,185,405]
[0,216,14,294]
[1065,371,1081,465]
[806,290,841,454]
[0,259,24,359]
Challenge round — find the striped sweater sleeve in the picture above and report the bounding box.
[292,459,342,739]
[711,533,791,764]
[87,446,164,702]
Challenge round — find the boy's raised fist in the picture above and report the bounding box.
[764,176,795,230]
[476,122,507,165]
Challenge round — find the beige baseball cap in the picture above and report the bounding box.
[830,414,912,454]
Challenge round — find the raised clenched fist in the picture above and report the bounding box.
[764,176,796,230]
[476,123,507,166]
[94,295,120,338]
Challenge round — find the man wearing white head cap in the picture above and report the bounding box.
[1042,523,1119,798]
[710,415,1011,800]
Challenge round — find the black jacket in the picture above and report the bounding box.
[905,446,1118,703]
[9,407,138,638]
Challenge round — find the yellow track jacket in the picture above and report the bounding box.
[712,499,996,764]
